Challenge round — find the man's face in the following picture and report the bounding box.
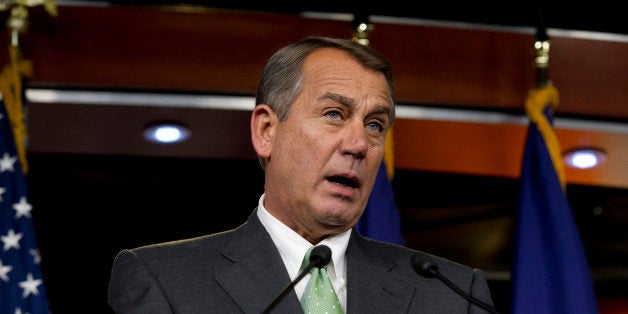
[263,48,393,241]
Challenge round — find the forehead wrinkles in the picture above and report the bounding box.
[304,65,389,100]
[301,48,392,111]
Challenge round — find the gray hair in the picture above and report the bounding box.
[254,36,395,168]
[256,36,394,120]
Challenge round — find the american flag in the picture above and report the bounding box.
[0,96,50,313]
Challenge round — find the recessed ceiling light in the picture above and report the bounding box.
[143,122,190,144]
[563,148,606,169]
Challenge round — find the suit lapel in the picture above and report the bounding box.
[345,231,415,313]
[214,210,303,313]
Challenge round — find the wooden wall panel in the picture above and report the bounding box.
[3,4,626,119]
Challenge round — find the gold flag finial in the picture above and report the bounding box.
[0,0,58,47]
[533,11,551,88]
[352,21,374,46]
[352,13,374,46]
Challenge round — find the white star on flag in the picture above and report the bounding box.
[29,249,42,265]
[2,229,23,251]
[13,197,32,219]
[0,259,13,282]
[18,272,43,298]
[0,187,6,202]
[0,152,17,173]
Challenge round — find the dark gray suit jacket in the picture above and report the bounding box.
[108,209,494,313]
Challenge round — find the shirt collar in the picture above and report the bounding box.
[256,193,350,281]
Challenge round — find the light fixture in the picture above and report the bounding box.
[143,122,191,144]
[563,147,607,169]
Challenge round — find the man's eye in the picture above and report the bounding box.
[367,122,384,132]
[326,111,341,120]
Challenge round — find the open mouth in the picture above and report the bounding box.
[327,175,360,189]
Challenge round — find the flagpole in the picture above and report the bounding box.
[525,11,566,189]
[0,0,57,174]
[533,11,551,88]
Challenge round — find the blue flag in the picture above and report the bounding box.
[0,96,50,312]
[355,161,405,245]
[511,86,598,314]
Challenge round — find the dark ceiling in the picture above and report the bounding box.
[108,0,628,35]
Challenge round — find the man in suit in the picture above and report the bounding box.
[108,36,495,313]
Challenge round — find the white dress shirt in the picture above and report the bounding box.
[256,193,350,312]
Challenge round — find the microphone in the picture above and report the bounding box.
[411,253,500,314]
[262,245,332,313]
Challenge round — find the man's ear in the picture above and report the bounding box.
[250,104,277,159]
